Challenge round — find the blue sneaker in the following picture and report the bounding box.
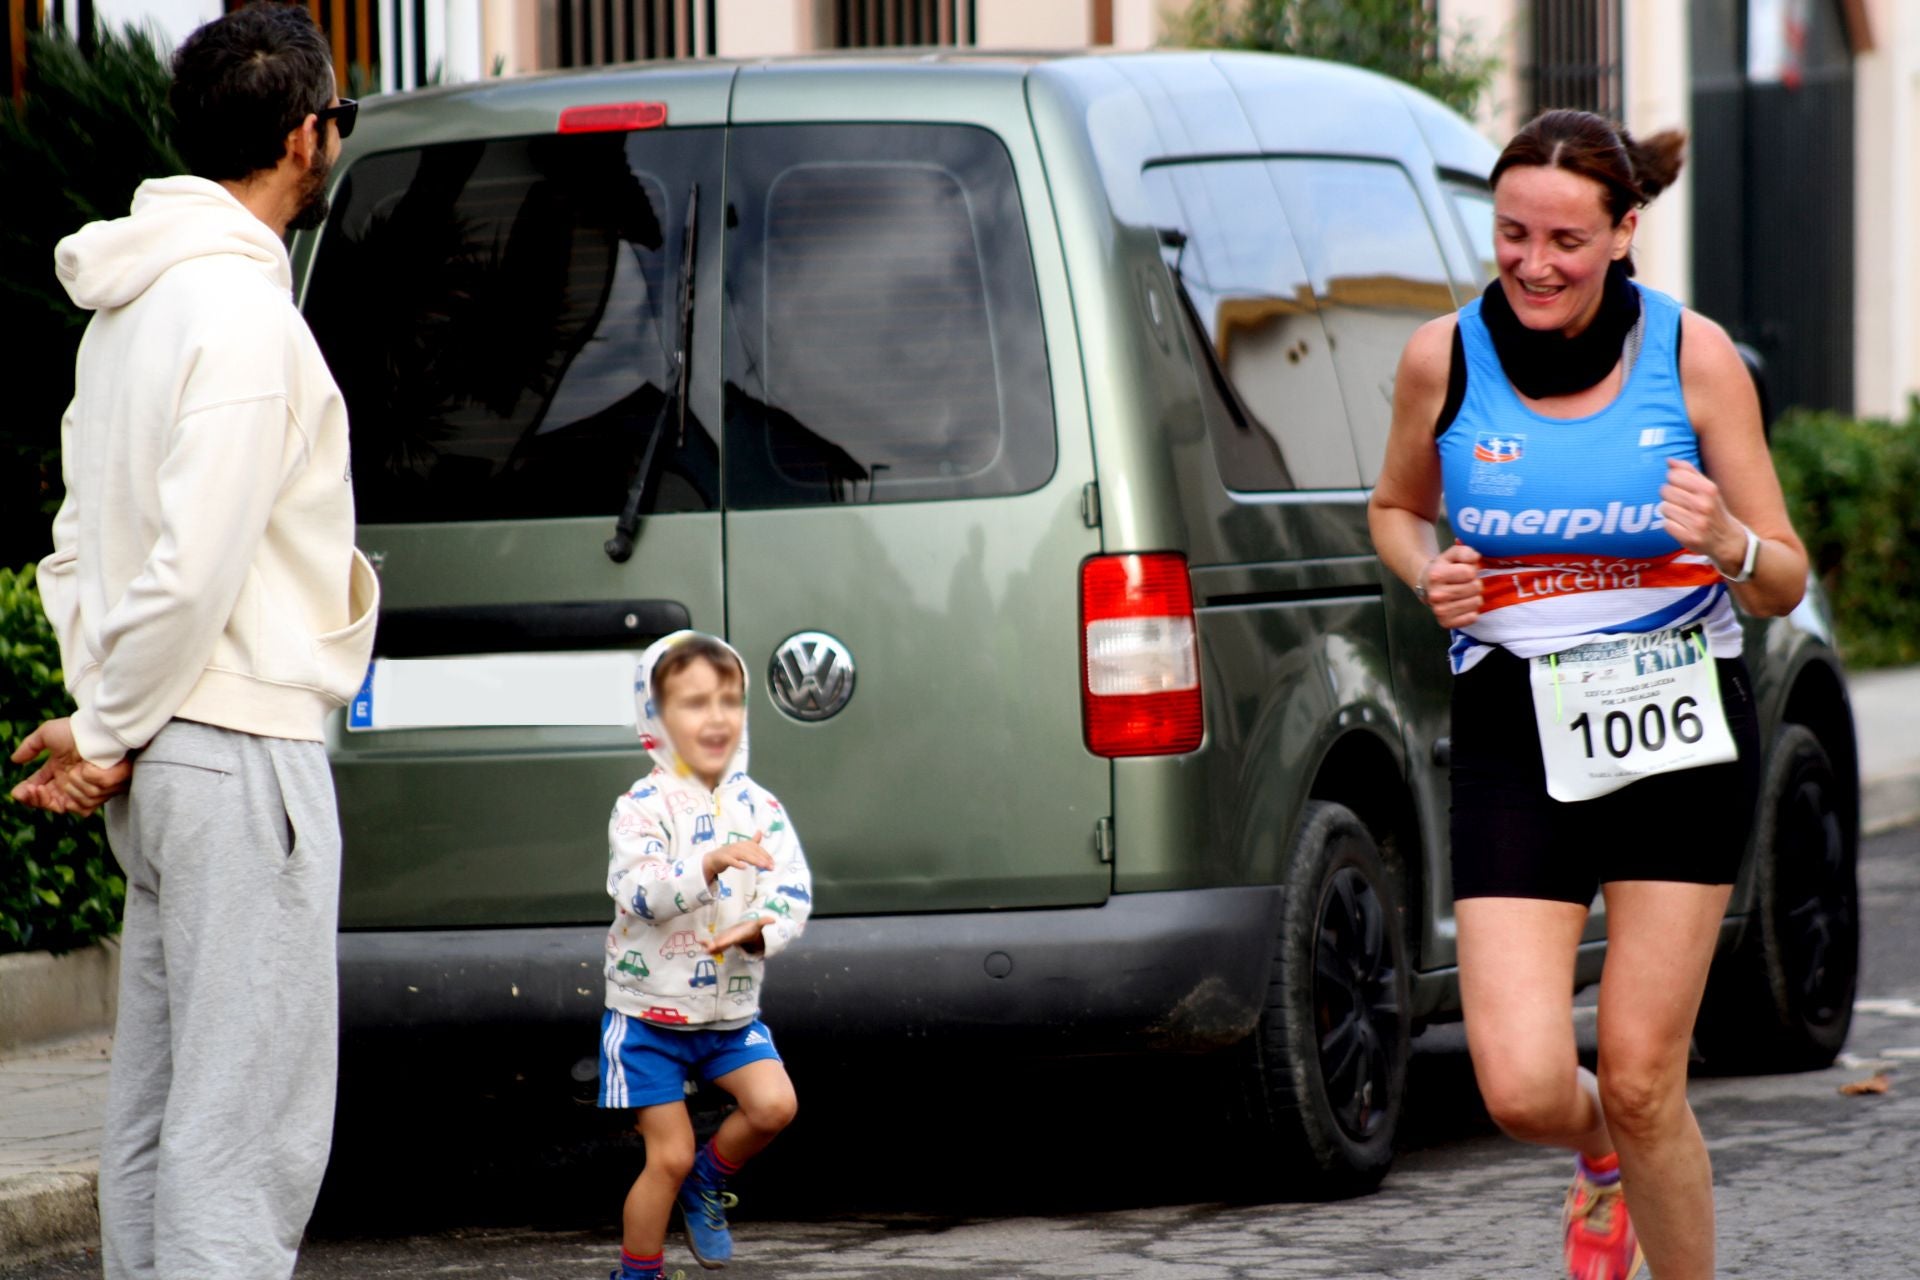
[677,1178,738,1269]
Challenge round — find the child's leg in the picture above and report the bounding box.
[626,1102,697,1258]
[707,1059,798,1168]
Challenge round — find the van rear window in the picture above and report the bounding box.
[721,124,1055,508]
[304,130,722,524]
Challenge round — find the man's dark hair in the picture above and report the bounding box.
[169,4,335,182]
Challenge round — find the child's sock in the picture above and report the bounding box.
[691,1138,742,1190]
[1577,1152,1622,1185]
[616,1248,664,1280]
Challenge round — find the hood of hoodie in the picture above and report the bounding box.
[56,176,292,313]
[634,630,751,786]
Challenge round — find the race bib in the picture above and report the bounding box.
[1528,627,1738,802]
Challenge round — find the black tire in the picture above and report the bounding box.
[1695,724,1859,1073]
[1234,801,1411,1200]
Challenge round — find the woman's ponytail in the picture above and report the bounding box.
[1623,126,1687,203]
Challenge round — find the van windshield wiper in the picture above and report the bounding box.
[606,183,699,564]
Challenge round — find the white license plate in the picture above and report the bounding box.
[347,652,643,731]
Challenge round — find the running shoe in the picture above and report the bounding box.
[1562,1159,1645,1280]
[678,1181,740,1270]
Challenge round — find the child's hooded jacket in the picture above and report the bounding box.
[603,631,812,1027]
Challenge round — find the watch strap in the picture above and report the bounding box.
[1719,524,1760,583]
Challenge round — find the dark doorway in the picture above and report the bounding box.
[1691,0,1855,414]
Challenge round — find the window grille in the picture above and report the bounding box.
[10,0,97,98]
[1531,0,1625,118]
[551,0,713,69]
[831,0,973,48]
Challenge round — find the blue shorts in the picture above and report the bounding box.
[598,1009,783,1109]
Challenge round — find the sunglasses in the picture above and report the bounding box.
[316,98,358,140]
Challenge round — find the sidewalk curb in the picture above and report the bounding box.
[0,941,119,1055]
[0,939,116,1269]
[0,1169,98,1267]
[1863,768,1920,836]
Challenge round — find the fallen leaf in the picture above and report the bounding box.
[1838,1073,1892,1096]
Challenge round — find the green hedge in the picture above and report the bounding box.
[0,566,123,954]
[1771,399,1920,670]
[0,25,181,570]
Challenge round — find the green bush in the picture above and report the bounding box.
[1771,400,1920,669]
[1164,0,1499,117]
[0,565,124,954]
[0,25,182,570]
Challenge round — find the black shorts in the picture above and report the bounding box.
[1448,645,1762,904]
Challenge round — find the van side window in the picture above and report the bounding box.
[1142,162,1359,491]
[721,124,1054,508]
[1267,160,1457,486]
[305,131,721,523]
[1445,180,1498,287]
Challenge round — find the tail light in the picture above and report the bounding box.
[1081,553,1203,757]
[559,102,668,134]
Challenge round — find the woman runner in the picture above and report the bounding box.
[1368,110,1809,1280]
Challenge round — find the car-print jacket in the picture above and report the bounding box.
[603,632,813,1028]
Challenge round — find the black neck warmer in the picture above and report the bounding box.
[1480,259,1640,400]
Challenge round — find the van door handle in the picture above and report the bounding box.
[373,600,691,659]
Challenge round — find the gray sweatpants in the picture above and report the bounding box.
[99,719,341,1280]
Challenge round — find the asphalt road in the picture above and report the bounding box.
[15,822,1919,1279]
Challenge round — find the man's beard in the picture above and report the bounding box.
[288,142,335,232]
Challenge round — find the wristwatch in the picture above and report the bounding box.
[1718,524,1761,583]
[1413,559,1433,605]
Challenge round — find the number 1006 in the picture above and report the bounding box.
[1569,697,1706,759]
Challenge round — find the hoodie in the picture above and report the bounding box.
[603,632,813,1029]
[38,177,378,766]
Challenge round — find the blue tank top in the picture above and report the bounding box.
[1438,282,1738,674]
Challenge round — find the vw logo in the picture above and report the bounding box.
[769,632,856,722]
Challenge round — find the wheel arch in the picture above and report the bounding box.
[1307,728,1424,968]
[1778,653,1860,847]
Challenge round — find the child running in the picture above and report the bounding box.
[599,631,813,1278]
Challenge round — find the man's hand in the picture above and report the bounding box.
[705,916,769,957]
[9,719,131,818]
[701,835,773,884]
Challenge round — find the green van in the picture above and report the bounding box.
[297,49,1861,1195]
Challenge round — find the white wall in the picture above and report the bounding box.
[716,0,815,58]
[91,0,219,54]
[1110,0,1163,50]
[1621,0,1690,302]
[1438,0,1525,144]
[975,0,1087,48]
[444,0,482,81]
[481,0,535,76]
[1854,0,1919,418]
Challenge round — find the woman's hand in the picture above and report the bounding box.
[1659,458,1748,573]
[1423,543,1485,629]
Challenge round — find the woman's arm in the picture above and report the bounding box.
[1369,315,1485,628]
[1671,310,1808,617]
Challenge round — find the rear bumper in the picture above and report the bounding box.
[338,886,1281,1055]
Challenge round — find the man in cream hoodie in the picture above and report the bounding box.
[6,8,377,1278]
